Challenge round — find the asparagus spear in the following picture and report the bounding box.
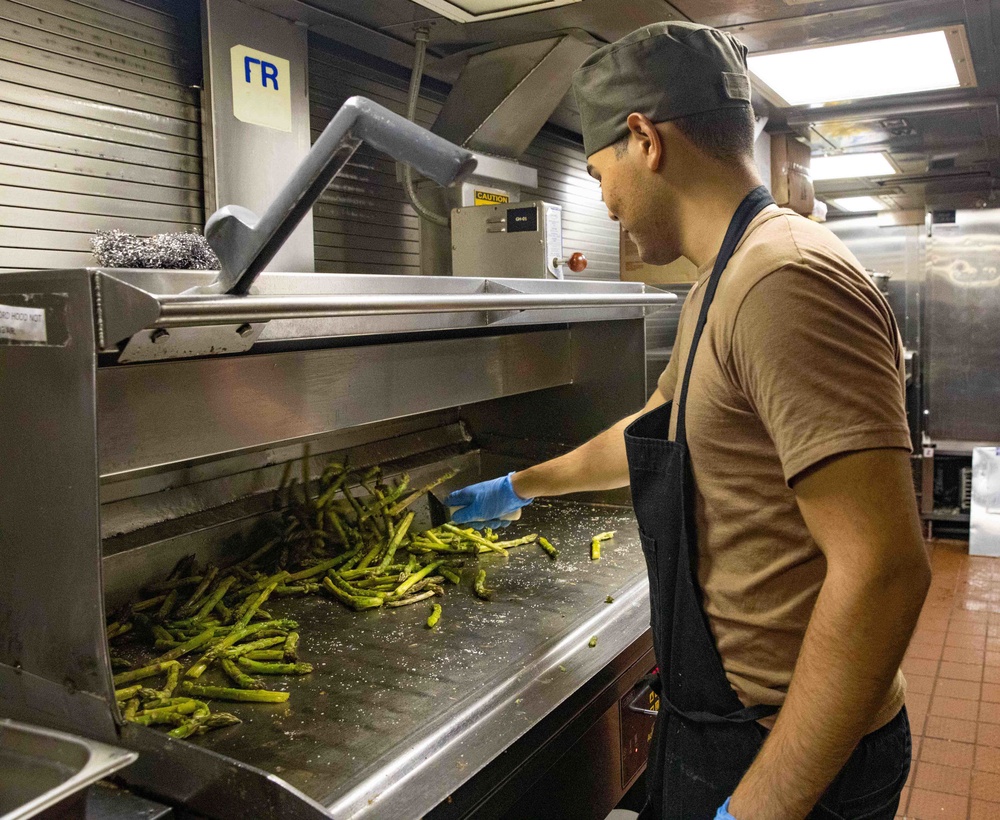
[235,579,278,630]
[149,627,215,665]
[321,576,383,611]
[426,604,442,629]
[283,631,299,662]
[386,469,458,516]
[175,566,219,618]
[113,660,182,687]
[192,576,236,623]
[473,570,493,601]
[155,589,178,623]
[538,537,559,560]
[439,567,462,585]
[590,530,616,561]
[385,590,438,608]
[223,636,286,658]
[185,620,298,678]
[589,636,598,648]
[221,658,264,690]
[114,684,143,701]
[375,511,413,574]
[237,657,313,675]
[180,682,290,703]
[242,650,285,661]
[391,560,444,599]
[146,576,203,595]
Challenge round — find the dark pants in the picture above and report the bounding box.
[757,707,911,820]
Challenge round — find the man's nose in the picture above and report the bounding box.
[607,209,618,222]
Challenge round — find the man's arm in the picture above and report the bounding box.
[727,447,930,820]
[511,387,667,498]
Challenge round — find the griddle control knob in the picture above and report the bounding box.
[553,252,588,273]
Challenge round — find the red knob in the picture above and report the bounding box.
[567,252,588,273]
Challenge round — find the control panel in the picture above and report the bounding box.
[451,199,587,279]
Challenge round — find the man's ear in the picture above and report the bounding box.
[626,113,663,171]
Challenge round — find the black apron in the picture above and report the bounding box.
[628,186,777,820]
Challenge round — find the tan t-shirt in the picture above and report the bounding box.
[656,206,911,733]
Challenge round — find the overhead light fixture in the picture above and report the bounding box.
[407,0,582,23]
[830,196,889,213]
[811,152,897,181]
[748,28,975,107]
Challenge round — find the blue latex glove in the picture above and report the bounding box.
[715,798,737,820]
[444,472,533,530]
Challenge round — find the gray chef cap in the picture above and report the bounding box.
[572,21,752,157]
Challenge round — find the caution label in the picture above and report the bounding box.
[474,190,510,206]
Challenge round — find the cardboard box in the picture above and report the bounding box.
[619,226,699,284]
[771,133,814,216]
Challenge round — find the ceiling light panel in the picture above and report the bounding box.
[811,152,897,181]
[831,196,889,213]
[408,0,582,23]
[748,28,975,107]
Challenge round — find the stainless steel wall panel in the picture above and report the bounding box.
[0,186,201,226]
[0,96,199,154]
[0,1,184,82]
[0,38,191,104]
[16,0,185,49]
[97,330,573,478]
[0,0,203,269]
[0,226,91,252]
[0,204,196,237]
[0,268,116,742]
[0,247,92,269]
[0,164,201,207]
[65,0,184,33]
[925,209,1000,443]
[0,122,201,176]
[308,34,619,281]
[0,142,199,189]
[0,49,199,120]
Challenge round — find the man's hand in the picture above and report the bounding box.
[445,473,533,530]
[728,448,930,820]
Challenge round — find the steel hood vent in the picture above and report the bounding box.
[431,32,597,158]
[410,0,582,23]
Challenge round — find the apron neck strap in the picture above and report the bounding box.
[675,185,775,446]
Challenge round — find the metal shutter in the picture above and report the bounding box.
[308,34,619,281]
[0,0,202,272]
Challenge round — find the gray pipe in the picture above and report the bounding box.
[402,28,452,228]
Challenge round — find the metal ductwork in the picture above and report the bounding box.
[432,31,598,159]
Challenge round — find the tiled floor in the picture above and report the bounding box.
[897,539,1000,819]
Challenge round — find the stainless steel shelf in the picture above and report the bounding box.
[93,270,676,359]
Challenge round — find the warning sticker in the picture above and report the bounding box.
[0,293,69,347]
[0,303,47,344]
[474,190,510,206]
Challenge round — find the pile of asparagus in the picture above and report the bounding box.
[106,454,559,737]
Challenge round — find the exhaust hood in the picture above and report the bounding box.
[408,0,582,23]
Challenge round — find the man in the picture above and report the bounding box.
[446,21,930,820]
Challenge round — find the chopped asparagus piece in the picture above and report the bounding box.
[473,570,493,601]
[427,604,442,629]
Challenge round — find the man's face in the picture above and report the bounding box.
[586,133,683,266]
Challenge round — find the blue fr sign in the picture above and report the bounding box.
[230,45,291,132]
